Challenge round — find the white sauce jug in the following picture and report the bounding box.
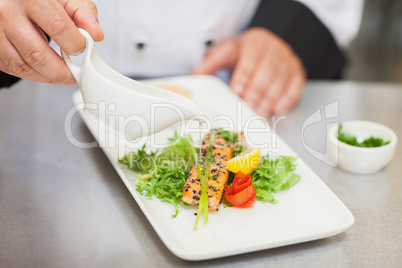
[62,29,202,141]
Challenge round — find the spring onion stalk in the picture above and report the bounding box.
[194,131,216,230]
[193,150,204,229]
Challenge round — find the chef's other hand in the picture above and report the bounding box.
[0,0,104,86]
[193,28,305,116]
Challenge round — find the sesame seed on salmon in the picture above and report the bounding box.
[182,130,245,211]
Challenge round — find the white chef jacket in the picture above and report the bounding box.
[66,0,364,77]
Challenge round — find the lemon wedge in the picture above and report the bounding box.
[227,148,261,174]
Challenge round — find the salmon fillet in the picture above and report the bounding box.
[182,130,244,211]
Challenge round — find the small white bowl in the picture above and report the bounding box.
[329,121,398,174]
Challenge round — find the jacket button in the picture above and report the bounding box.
[136,42,146,50]
[205,40,214,47]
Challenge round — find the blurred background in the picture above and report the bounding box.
[346,0,402,83]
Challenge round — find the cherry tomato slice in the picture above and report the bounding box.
[225,184,233,195]
[238,186,256,208]
[224,185,254,207]
[232,172,252,195]
[233,171,247,181]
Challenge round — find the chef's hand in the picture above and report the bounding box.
[193,28,305,116]
[0,0,104,86]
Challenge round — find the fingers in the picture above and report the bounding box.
[192,40,238,75]
[0,32,50,83]
[5,18,76,85]
[240,51,279,112]
[270,50,305,114]
[193,27,305,117]
[273,72,305,114]
[229,28,306,117]
[230,29,268,95]
[253,60,292,116]
[62,0,104,42]
[242,59,289,117]
[27,0,85,56]
[0,0,103,85]
[28,0,104,56]
[246,59,303,117]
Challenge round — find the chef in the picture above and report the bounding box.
[0,0,363,116]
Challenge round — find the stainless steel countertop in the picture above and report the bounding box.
[1,80,401,267]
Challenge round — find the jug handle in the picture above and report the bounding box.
[61,28,95,84]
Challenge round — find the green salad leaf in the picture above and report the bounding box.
[118,144,158,173]
[135,161,188,217]
[251,156,301,203]
[217,128,244,157]
[118,132,195,217]
[338,124,390,148]
[119,131,302,220]
[217,128,239,145]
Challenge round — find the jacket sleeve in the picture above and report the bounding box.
[0,72,21,89]
[294,0,364,49]
[248,0,348,79]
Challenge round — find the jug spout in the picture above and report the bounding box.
[148,93,204,139]
[179,100,203,122]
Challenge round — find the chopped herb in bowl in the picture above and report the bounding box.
[329,121,397,174]
[337,124,390,148]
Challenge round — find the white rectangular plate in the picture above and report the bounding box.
[72,75,354,261]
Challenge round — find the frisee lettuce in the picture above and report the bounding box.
[251,156,301,203]
[118,133,195,217]
[118,144,158,173]
[119,131,301,219]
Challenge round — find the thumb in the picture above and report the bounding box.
[192,39,239,74]
[63,0,104,42]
